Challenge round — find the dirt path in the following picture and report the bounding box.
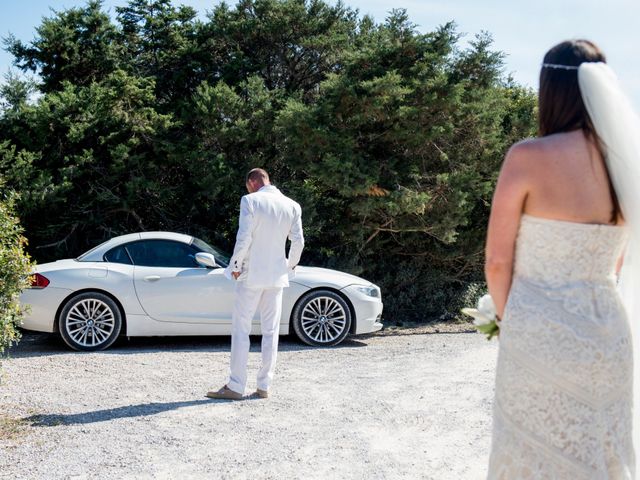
[0,330,497,479]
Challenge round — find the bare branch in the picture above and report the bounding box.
[108,208,146,231]
[35,223,79,249]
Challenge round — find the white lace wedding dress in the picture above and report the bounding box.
[487,214,635,479]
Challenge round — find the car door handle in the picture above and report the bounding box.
[144,275,161,282]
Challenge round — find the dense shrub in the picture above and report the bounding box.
[0,182,32,357]
[0,0,536,322]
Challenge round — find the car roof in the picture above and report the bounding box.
[79,231,194,261]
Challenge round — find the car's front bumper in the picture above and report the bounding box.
[356,313,383,335]
[340,285,384,334]
[19,287,74,333]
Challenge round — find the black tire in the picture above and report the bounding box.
[291,290,352,346]
[59,292,122,351]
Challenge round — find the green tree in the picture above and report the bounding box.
[116,0,199,105]
[5,1,119,93]
[0,70,175,257]
[0,0,537,322]
[276,19,536,318]
[198,0,359,93]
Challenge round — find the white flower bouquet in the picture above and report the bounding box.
[462,294,500,340]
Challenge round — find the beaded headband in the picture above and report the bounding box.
[542,63,580,71]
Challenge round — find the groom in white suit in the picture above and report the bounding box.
[207,168,304,400]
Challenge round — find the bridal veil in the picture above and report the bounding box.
[579,62,640,476]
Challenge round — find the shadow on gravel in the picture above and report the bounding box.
[23,398,244,426]
[8,332,368,359]
[370,329,476,338]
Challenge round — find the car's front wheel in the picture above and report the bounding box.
[291,290,352,346]
[59,292,122,351]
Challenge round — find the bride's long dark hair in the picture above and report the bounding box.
[538,39,605,136]
[539,39,620,222]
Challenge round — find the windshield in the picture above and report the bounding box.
[191,237,230,268]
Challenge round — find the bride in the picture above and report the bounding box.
[485,39,640,479]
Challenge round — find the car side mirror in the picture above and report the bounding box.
[195,252,218,268]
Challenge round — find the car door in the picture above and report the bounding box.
[128,239,235,324]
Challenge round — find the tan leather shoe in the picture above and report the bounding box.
[206,385,243,400]
[255,388,269,399]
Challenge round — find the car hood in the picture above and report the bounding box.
[292,266,375,289]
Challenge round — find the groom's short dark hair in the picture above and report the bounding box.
[246,168,270,184]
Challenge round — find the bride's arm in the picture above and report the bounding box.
[485,143,530,319]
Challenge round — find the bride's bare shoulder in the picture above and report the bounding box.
[501,137,544,173]
[510,131,583,155]
[503,132,582,171]
[508,135,559,156]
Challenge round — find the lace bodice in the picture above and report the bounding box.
[514,214,628,286]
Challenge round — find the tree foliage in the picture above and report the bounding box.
[1,0,536,322]
[0,182,32,357]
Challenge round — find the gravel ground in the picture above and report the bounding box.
[0,329,497,480]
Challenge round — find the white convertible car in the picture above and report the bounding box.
[20,232,383,351]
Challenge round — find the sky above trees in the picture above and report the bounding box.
[2,0,640,108]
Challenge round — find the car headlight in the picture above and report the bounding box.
[356,285,380,298]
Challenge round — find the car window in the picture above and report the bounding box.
[77,238,111,261]
[125,240,200,268]
[104,245,133,265]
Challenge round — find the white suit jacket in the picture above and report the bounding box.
[224,185,304,289]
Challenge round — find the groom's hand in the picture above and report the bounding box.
[232,271,241,280]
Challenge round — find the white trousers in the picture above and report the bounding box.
[227,282,283,394]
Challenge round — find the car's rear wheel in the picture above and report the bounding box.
[292,290,352,346]
[59,292,122,351]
